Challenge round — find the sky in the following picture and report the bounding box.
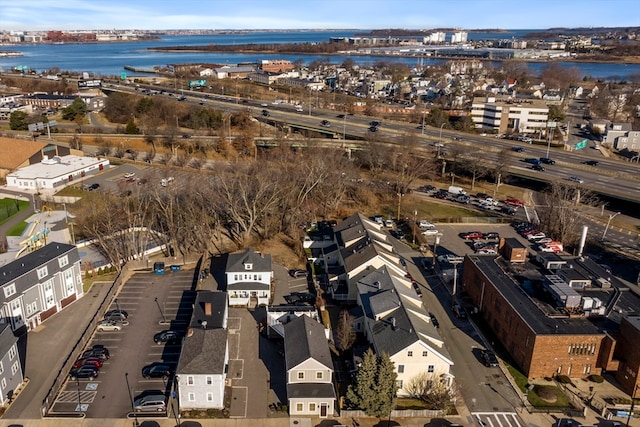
[1,0,638,31]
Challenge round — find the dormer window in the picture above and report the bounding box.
[244,263,253,270]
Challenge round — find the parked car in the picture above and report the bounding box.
[289,269,308,278]
[527,232,546,241]
[452,304,467,319]
[154,330,182,345]
[505,197,524,207]
[97,319,125,332]
[437,254,463,264]
[536,237,553,244]
[133,393,167,412]
[82,345,110,360]
[462,231,484,240]
[87,183,100,191]
[484,232,500,240]
[481,350,499,367]
[476,247,498,255]
[501,206,517,216]
[412,281,422,296]
[123,172,136,179]
[73,357,103,369]
[422,228,439,236]
[429,313,440,328]
[421,258,434,272]
[419,220,435,229]
[105,309,129,319]
[142,363,173,379]
[70,366,99,380]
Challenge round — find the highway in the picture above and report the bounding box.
[77,81,640,204]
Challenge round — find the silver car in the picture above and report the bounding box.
[96,319,125,332]
[133,394,166,412]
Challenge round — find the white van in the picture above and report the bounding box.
[295,105,304,112]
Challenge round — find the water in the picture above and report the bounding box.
[1,30,638,80]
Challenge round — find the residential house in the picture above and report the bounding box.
[355,266,454,395]
[0,242,83,332]
[265,304,319,339]
[176,291,228,410]
[225,248,272,307]
[0,323,23,405]
[284,315,336,418]
[603,123,640,152]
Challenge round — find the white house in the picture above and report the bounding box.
[5,155,109,191]
[225,248,272,307]
[284,315,336,418]
[176,291,228,410]
[355,266,454,396]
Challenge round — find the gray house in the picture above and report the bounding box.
[0,242,83,332]
[284,315,336,418]
[0,323,22,405]
[177,291,228,410]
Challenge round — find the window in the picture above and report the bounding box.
[297,372,304,380]
[26,301,38,317]
[187,376,194,385]
[422,351,428,357]
[0,361,3,375]
[427,365,434,373]
[309,403,316,412]
[37,266,48,280]
[11,361,19,375]
[188,393,195,402]
[64,269,75,296]
[316,371,323,379]
[3,284,16,298]
[8,346,16,361]
[407,351,413,357]
[44,281,55,308]
[1,378,5,390]
[206,376,212,385]
[395,380,403,389]
[58,255,69,268]
[207,393,213,402]
[397,365,404,373]
[296,403,303,412]
[244,263,253,270]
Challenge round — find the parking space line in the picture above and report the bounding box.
[228,333,240,359]
[228,359,244,379]
[228,317,242,331]
[229,386,248,418]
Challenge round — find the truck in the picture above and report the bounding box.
[448,185,466,196]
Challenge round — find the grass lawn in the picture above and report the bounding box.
[0,198,30,225]
[395,398,428,410]
[54,186,85,197]
[6,221,28,236]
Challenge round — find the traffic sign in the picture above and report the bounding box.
[575,139,588,150]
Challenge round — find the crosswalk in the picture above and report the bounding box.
[472,412,524,427]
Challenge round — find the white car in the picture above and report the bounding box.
[437,254,464,263]
[569,176,584,184]
[124,172,136,179]
[97,319,125,332]
[527,232,546,241]
[419,220,435,229]
[422,228,439,236]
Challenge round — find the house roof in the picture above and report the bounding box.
[0,242,78,288]
[357,266,453,365]
[178,291,228,375]
[0,323,17,355]
[225,248,272,274]
[0,137,47,170]
[227,282,270,291]
[284,315,333,371]
[287,382,336,399]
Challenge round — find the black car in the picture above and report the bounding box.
[105,309,129,320]
[368,126,378,132]
[370,120,381,127]
[512,146,524,152]
[532,164,545,171]
[336,114,345,119]
[501,206,516,216]
[70,366,99,380]
[154,330,182,345]
[584,160,599,166]
[261,109,270,116]
[87,183,100,191]
[484,232,500,240]
[430,313,440,328]
[320,120,331,127]
[142,363,173,379]
[412,281,422,296]
[539,157,555,165]
[481,350,499,367]
[288,292,315,304]
[82,344,110,360]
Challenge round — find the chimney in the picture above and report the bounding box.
[205,302,212,316]
[390,317,396,330]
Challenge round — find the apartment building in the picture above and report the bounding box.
[471,96,549,134]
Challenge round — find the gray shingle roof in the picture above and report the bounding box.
[225,248,272,273]
[178,291,228,375]
[287,382,336,399]
[284,315,333,371]
[0,323,17,356]
[0,242,78,287]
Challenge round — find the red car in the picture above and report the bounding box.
[505,198,524,207]
[73,357,103,369]
[463,231,484,240]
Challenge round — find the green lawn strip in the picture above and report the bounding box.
[395,398,428,410]
[6,221,28,236]
[0,199,30,225]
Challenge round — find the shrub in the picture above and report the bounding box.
[588,374,604,383]
[556,375,572,384]
[535,385,558,403]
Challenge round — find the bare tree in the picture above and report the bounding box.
[335,309,356,353]
[404,373,460,414]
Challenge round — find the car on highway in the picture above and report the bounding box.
[532,164,545,171]
[512,146,524,152]
[539,157,556,165]
[368,126,378,132]
[584,160,599,166]
[569,176,584,184]
[320,120,331,127]
[370,120,381,127]
[70,366,99,380]
[154,330,182,345]
[97,319,125,332]
[481,350,499,367]
[261,109,270,116]
[336,114,345,118]
[142,363,173,379]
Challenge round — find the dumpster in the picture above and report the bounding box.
[170,265,181,272]
[154,262,165,274]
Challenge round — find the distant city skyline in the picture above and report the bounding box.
[1,0,636,32]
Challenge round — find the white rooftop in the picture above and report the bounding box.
[7,155,108,180]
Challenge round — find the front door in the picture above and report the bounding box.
[320,403,327,418]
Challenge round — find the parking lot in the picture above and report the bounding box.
[49,268,196,419]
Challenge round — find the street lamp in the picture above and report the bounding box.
[439,122,445,143]
[115,298,120,313]
[412,210,418,245]
[602,212,621,240]
[155,297,166,323]
[450,258,463,300]
[125,372,139,427]
[396,192,404,221]
[421,111,426,135]
[62,202,68,224]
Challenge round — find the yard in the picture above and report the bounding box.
[0,198,30,225]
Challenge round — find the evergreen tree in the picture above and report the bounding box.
[62,97,87,121]
[346,349,399,419]
[372,353,399,419]
[9,111,29,130]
